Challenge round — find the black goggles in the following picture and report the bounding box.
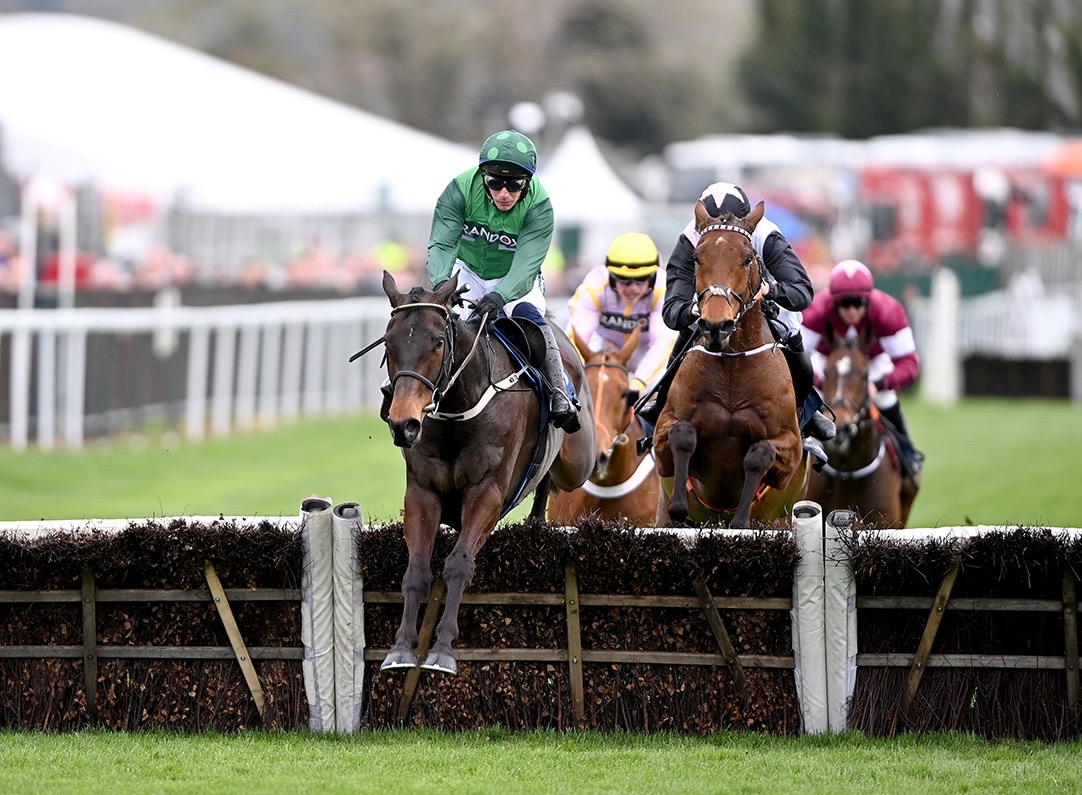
[483,173,528,192]
[613,275,651,286]
[835,296,868,310]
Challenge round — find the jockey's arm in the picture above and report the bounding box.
[426,180,466,288]
[662,235,698,331]
[492,201,554,302]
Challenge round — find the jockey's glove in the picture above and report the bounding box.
[475,291,506,319]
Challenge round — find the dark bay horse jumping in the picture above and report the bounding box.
[548,326,659,526]
[805,332,918,527]
[654,200,809,528]
[377,272,596,675]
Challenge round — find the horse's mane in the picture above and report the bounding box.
[406,286,428,303]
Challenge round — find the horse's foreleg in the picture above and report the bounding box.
[381,490,439,671]
[529,472,552,520]
[666,421,697,524]
[733,440,776,529]
[422,488,503,676]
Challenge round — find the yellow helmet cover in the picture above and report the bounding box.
[605,232,659,280]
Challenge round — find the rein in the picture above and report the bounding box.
[582,357,652,498]
[381,301,501,418]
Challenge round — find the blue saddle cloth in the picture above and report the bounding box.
[487,317,578,518]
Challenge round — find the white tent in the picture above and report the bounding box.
[0,13,475,215]
[538,125,645,268]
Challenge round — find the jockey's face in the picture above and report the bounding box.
[612,276,652,303]
[835,296,868,325]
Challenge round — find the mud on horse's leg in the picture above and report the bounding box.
[732,440,775,529]
[666,420,697,524]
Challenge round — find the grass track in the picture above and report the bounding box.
[2,397,1082,527]
[0,728,1080,795]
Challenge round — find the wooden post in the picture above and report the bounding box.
[564,563,586,729]
[1064,569,1079,714]
[691,573,747,700]
[81,568,97,720]
[396,578,445,724]
[905,560,960,708]
[204,563,265,718]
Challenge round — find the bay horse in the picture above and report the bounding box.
[377,272,596,675]
[548,325,659,526]
[654,200,809,528]
[805,331,918,527]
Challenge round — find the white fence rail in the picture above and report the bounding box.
[4,267,1082,450]
[1,297,390,450]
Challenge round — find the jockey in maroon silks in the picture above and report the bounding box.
[800,259,924,479]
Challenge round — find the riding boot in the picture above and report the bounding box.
[539,322,581,433]
[783,343,836,441]
[879,401,923,477]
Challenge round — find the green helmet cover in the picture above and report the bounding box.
[479,130,538,176]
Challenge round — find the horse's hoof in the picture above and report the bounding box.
[380,649,418,671]
[420,650,458,676]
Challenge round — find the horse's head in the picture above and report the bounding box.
[822,335,872,455]
[691,200,766,352]
[573,325,641,479]
[381,270,463,448]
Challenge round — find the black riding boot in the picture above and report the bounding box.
[539,323,580,433]
[782,342,835,442]
[879,401,923,476]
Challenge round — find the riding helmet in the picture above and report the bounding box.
[605,232,660,288]
[479,130,538,177]
[698,182,751,218]
[829,259,875,299]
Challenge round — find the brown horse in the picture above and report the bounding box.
[548,325,659,526]
[378,272,596,675]
[654,200,809,528]
[805,332,918,527]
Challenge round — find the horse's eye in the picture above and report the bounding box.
[744,255,754,268]
[435,338,445,351]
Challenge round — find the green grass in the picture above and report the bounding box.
[0,729,1078,795]
[3,397,1082,527]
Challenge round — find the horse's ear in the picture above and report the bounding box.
[382,270,407,307]
[860,321,875,349]
[434,272,460,304]
[570,327,592,362]
[618,324,642,364]
[694,200,712,232]
[824,322,837,347]
[745,201,765,232]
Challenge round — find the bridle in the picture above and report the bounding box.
[581,357,654,498]
[821,355,884,480]
[583,357,635,437]
[694,222,766,334]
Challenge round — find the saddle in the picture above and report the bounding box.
[488,316,579,409]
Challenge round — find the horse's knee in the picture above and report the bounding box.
[442,549,475,589]
[744,441,776,477]
[669,421,696,457]
[402,559,432,596]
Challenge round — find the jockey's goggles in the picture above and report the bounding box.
[613,275,652,287]
[483,173,528,193]
[835,296,868,309]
